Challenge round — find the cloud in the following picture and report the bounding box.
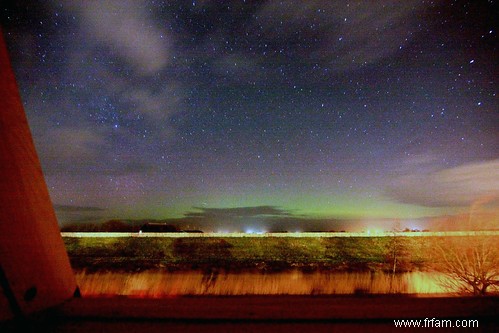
[386,159,499,207]
[59,0,184,122]
[62,49,184,123]
[162,206,350,232]
[253,0,424,72]
[27,113,107,175]
[185,206,292,218]
[211,53,262,82]
[124,83,185,121]
[171,0,427,84]
[41,127,104,159]
[64,0,171,75]
[54,204,108,225]
[54,205,106,212]
[16,1,184,179]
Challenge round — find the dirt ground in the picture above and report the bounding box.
[2,295,497,332]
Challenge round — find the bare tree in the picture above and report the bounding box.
[433,195,499,295]
[386,233,405,292]
[436,236,499,296]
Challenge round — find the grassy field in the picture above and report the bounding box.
[63,235,499,296]
[64,235,438,273]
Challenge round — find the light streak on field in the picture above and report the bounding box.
[61,231,499,238]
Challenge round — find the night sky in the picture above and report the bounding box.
[2,1,498,231]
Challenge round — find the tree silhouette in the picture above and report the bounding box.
[434,196,499,295]
[436,236,498,296]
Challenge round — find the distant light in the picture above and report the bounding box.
[245,228,265,234]
[469,59,474,64]
[366,229,383,235]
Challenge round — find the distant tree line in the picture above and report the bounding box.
[60,220,203,233]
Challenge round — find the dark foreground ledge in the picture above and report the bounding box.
[2,295,498,332]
